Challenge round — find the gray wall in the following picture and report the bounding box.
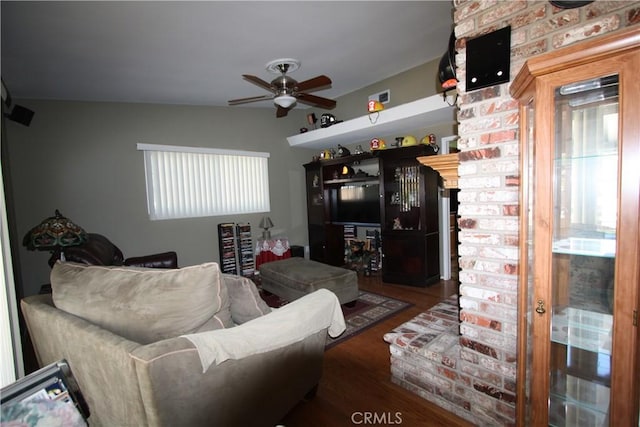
[6,56,449,297]
[6,101,315,296]
[332,60,443,121]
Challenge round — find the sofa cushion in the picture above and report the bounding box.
[222,274,271,324]
[51,261,233,344]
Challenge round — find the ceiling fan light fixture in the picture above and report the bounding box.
[229,59,335,118]
[274,94,296,108]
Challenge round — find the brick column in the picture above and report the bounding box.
[388,2,639,424]
[450,1,640,424]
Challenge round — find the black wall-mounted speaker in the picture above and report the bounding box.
[5,105,34,127]
[549,1,594,9]
[466,26,511,92]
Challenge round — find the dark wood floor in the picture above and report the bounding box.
[281,272,473,427]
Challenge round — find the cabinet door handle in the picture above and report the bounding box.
[535,300,546,315]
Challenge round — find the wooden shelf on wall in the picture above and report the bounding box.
[287,94,456,150]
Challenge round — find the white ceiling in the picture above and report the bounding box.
[1,1,453,109]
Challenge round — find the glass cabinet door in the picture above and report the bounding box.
[513,27,640,427]
[383,163,423,231]
[548,74,619,426]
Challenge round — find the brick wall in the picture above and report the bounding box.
[451,0,639,424]
[386,2,639,424]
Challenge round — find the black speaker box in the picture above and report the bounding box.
[466,26,511,92]
[6,104,34,126]
[290,245,304,258]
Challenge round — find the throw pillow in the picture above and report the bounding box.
[51,261,233,344]
[222,274,271,324]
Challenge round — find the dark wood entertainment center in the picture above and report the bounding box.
[304,144,440,286]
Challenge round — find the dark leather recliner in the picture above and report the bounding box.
[61,233,178,269]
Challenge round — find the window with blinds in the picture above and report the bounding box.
[137,144,270,220]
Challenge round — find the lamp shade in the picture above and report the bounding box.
[23,210,88,251]
[259,216,274,240]
[259,216,274,230]
[274,95,296,109]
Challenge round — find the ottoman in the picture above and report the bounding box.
[259,258,359,305]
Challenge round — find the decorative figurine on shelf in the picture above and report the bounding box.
[307,113,318,129]
[354,144,364,154]
[370,138,386,151]
[340,165,355,177]
[320,113,337,128]
[367,100,384,124]
[337,145,351,157]
[420,133,439,152]
[401,135,418,147]
[394,167,402,179]
[393,217,402,230]
[390,192,400,205]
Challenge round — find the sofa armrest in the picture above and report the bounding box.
[222,273,272,324]
[124,251,178,269]
[20,295,148,427]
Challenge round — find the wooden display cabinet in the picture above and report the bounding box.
[379,145,439,286]
[303,146,439,281]
[303,152,380,266]
[510,27,640,426]
[304,162,327,263]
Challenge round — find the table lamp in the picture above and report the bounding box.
[23,210,88,267]
[259,216,274,240]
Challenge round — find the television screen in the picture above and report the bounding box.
[333,183,380,225]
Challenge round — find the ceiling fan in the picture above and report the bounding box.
[228,58,336,118]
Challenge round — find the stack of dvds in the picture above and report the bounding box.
[366,229,382,273]
[343,224,356,264]
[236,223,255,278]
[218,223,238,274]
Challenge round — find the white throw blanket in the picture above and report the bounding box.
[182,289,346,372]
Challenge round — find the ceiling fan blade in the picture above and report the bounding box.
[296,93,337,109]
[242,74,273,91]
[276,105,290,118]
[295,75,332,93]
[228,94,273,105]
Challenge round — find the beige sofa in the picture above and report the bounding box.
[21,261,345,427]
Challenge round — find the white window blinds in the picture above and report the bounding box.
[137,144,270,220]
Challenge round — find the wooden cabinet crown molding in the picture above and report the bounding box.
[417,153,460,189]
[511,26,640,101]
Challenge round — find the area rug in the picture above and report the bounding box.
[260,290,413,348]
